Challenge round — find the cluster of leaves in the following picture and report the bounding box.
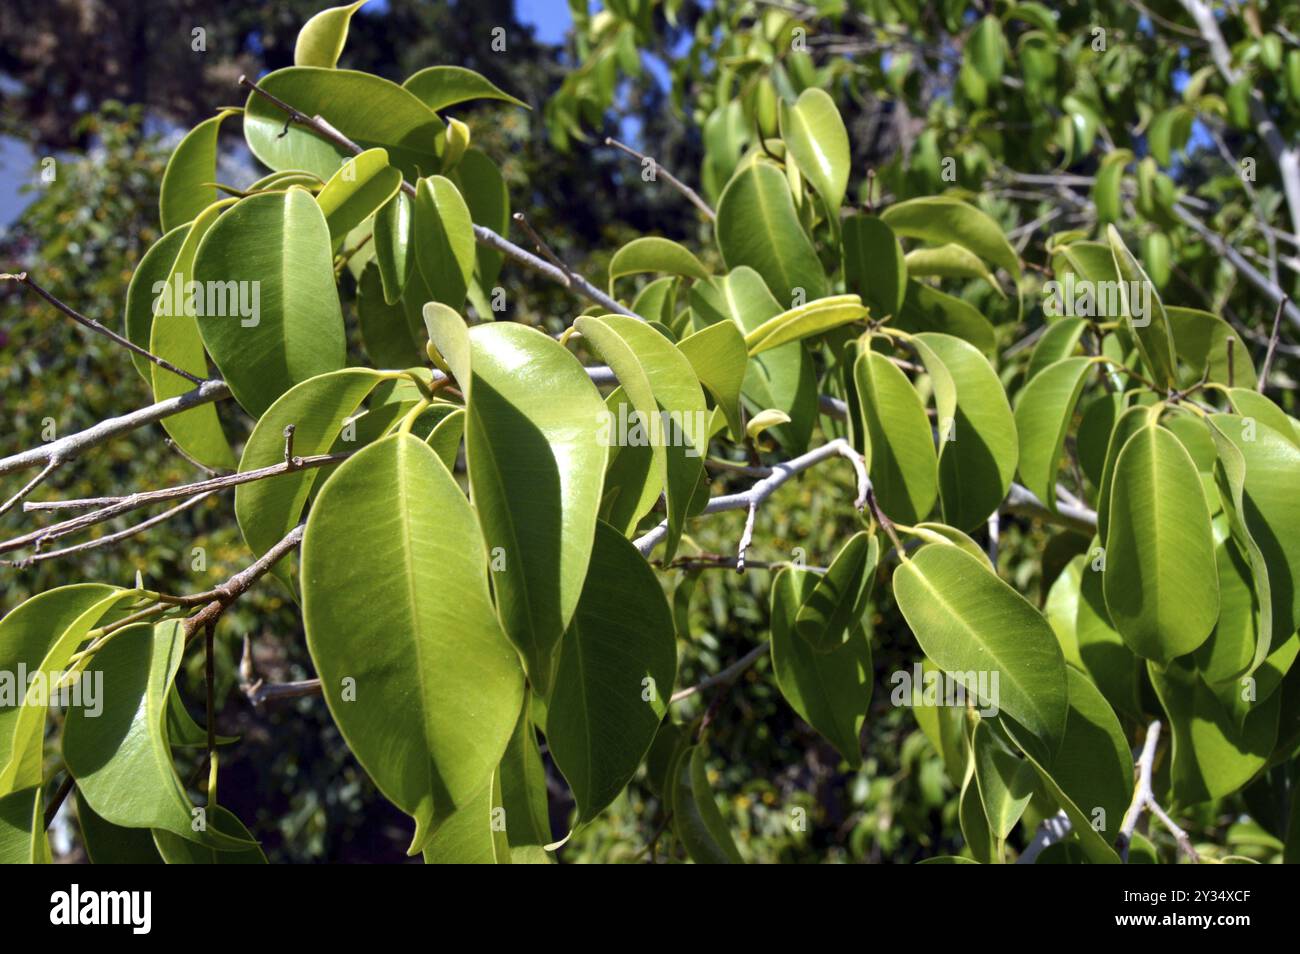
[2,1,1299,864]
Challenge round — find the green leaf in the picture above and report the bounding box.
[357,261,422,366]
[1003,668,1130,863]
[1106,225,1178,389]
[743,294,869,356]
[896,280,997,354]
[150,200,237,470]
[159,110,236,233]
[1166,307,1255,389]
[373,190,414,305]
[294,0,371,67]
[670,744,743,864]
[972,721,1034,841]
[0,787,47,864]
[1208,412,1300,674]
[881,196,1021,286]
[403,66,529,113]
[852,347,937,524]
[1025,318,1087,383]
[153,806,267,864]
[452,148,510,291]
[968,15,1006,84]
[913,332,1018,529]
[746,408,790,441]
[498,698,552,853]
[842,214,907,319]
[301,434,524,852]
[414,175,476,309]
[771,567,872,765]
[677,319,748,441]
[690,267,817,452]
[457,322,609,694]
[0,585,131,796]
[893,545,1069,760]
[574,314,707,562]
[609,236,710,288]
[124,226,190,383]
[904,243,1002,295]
[421,773,510,864]
[1013,356,1092,510]
[1149,658,1281,803]
[959,751,996,863]
[64,621,255,851]
[243,67,443,182]
[1076,549,1143,721]
[794,531,878,653]
[315,147,403,245]
[1096,403,1149,543]
[715,160,827,306]
[193,188,346,417]
[778,88,850,211]
[78,797,164,864]
[548,522,677,821]
[1102,422,1218,664]
[235,367,388,567]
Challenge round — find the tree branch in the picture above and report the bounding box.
[604,137,717,221]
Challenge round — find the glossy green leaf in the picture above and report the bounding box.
[972,721,1034,841]
[794,531,879,653]
[778,88,850,211]
[853,348,937,524]
[64,621,255,851]
[159,110,235,233]
[609,236,710,288]
[881,196,1021,286]
[243,67,443,182]
[896,280,997,354]
[458,322,609,694]
[374,190,414,305]
[690,267,818,452]
[1103,422,1218,663]
[294,0,370,67]
[575,314,706,563]
[670,744,743,864]
[893,544,1069,760]
[1166,306,1255,389]
[743,294,869,356]
[771,567,872,765]
[78,797,164,864]
[548,522,676,821]
[1076,549,1142,721]
[1106,225,1178,389]
[124,226,189,383]
[715,159,826,306]
[959,751,995,863]
[0,586,132,796]
[452,148,510,291]
[414,175,476,309]
[498,698,552,853]
[153,805,267,864]
[357,261,423,366]
[678,318,747,440]
[1096,403,1149,542]
[235,367,388,566]
[1003,668,1130,863]
[315,147,403,245]
[301,434,524,852]
[904,243,1002,294]
[1026,318,1087,383]
[1013,356,1092,510]
[193,188,346,417]
[421,773,510,864]
[1149,658,1281,803]
[913,332,1018,529]
[0,787,47,864]
[150,200,237,470]
[403,65,528,113]
[842,214,907,319]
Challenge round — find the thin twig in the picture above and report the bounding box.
[1258,296,1287,392]
[4,272,205,385]
[671,641,770,704]
[512,213,573,286]
[181,524,305,640]
[43,773,75,831]
[604,137,716,221]
[0,458,60,520]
